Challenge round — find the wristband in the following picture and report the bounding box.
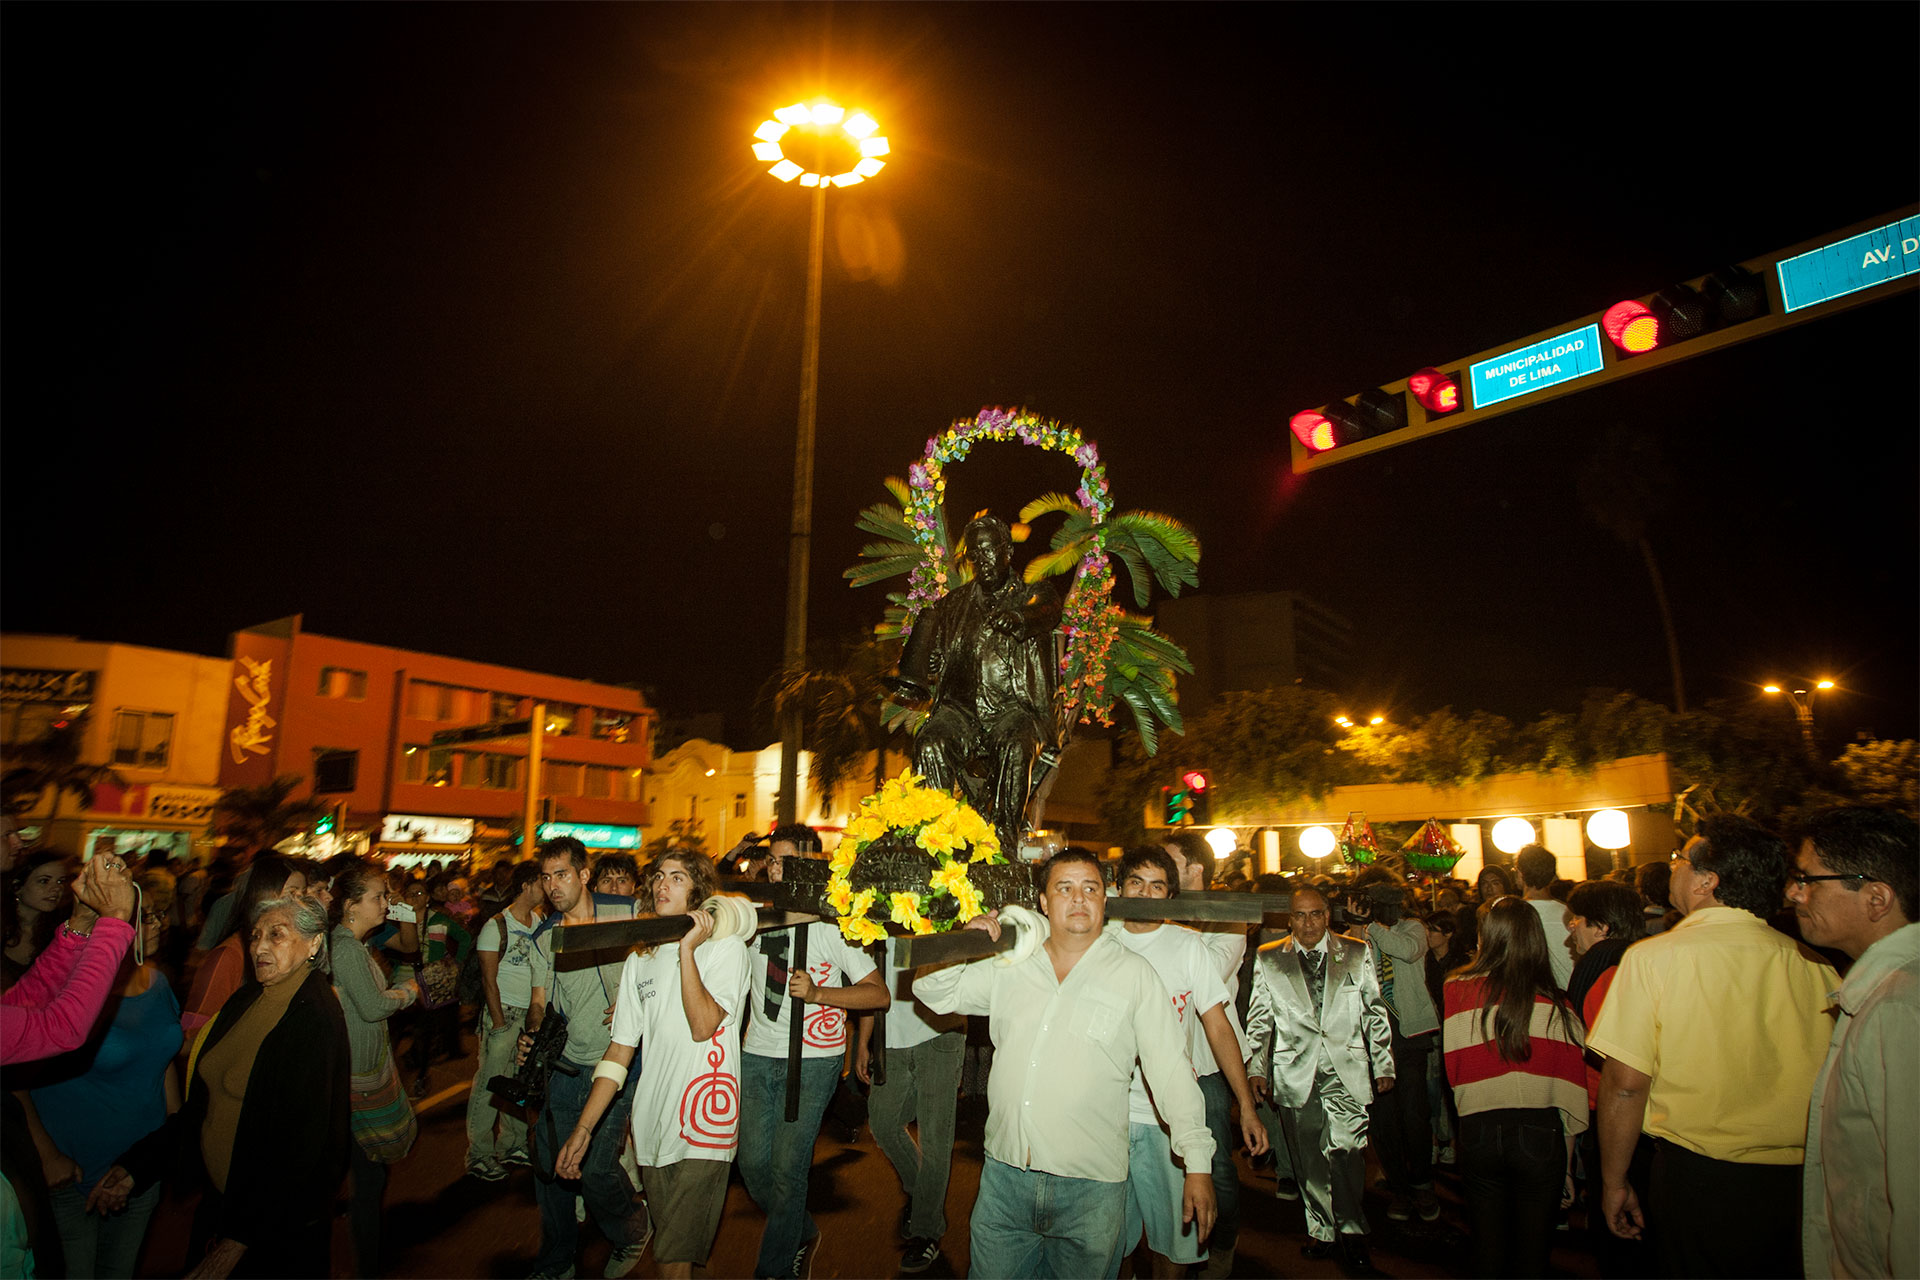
[592,1060,628,1089]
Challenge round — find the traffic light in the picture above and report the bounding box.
[1407,367,1462,415]
[1289,388,1406,455]
[1180,769,1213,825]
[1602,265,1768,357]
[1162,783,1195,827]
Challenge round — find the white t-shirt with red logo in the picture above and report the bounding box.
[742,922,879,1060]
[1110,923,1232,1126]
[610,936,752,1166]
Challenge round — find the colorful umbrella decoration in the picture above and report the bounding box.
[1338,812,1382,865]
[1406,817,1466,874]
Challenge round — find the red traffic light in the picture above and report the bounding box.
[1180,769,1209,792]
[1289,410,1337,452]
[1407,367,1461,414]
[1602,299,1661,354]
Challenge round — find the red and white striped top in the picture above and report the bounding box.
[1443,975,1590,1135]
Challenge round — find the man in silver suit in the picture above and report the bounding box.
[1245,885,1395,1277]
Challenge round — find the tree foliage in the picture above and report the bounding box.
[211,775,328,852]
[1834,739,1919,817]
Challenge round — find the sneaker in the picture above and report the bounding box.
[1384,1194,1413,1222]
[499,1148,532,1169]
[1413,1187,1442,1222]
[791,1231,822,1279]
[526,1268,575,1279]
[409,1075,431,1099]
[1276,1177,1301,1201]
[900,1238,941,1274]
[467,1158,507,1182]
[603,1240,646,1278]
[575,1194,586,1223]
[1435,1143,1456,1166]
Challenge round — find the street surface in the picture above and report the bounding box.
[132,1027,1603,1278]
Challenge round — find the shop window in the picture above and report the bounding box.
[401,745,426,784]
[545,762,583,796]
[318,667,368,700]
[593,709,633,742]
[313,749,358,794]
[3,702,85,746]
[111,710,173,769]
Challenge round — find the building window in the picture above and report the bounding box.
[543,704,577,736]
[734,794,747,819]
[406,680,462,721]
[490,692,524,721]
[401,745,426,784]
[593,709,633,742]
[425,747,454,786]
[111,710,173,769]
[481,754,521,790]
[2,703,85,746]
[318,667,368,700]
[545,762,582,796]
[583,765,614,799]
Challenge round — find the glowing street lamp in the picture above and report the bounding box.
[1762,677,1837,754]
[1585,809,1631,851]
[754,100,890,823]
[1205,827,1238,859]
[1491,817,1537,854]
[1299,826,1336,859]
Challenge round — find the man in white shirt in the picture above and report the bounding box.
[855,936,966,1274]
[739,913,889,1279]
[1108,848,1268,1279]
[557,851,753,1280]
[915,850,1216,1280]
[466,860,545,1180]
[1517,845,1575,990]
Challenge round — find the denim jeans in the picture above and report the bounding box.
[738,1050,841,1278]
[49,1181,160,1279]
[971,1156,1129,1279]
[1458,1107,1565,1278]
[869,1030,964,1241]
[1368,1026,1436,1194]
[466,1005,529,1165]
[1197,1071,1239,1250]
[532,1056,645,1274]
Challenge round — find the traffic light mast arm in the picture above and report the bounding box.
[1292,204,1920,473]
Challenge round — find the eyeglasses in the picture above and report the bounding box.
[1668,852,1692,866]
[1785,871,1870,888]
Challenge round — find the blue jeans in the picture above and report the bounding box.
[971,1156,1128,1280]
[869,1031,965,1241]
[50,1182,160,1279]
[738,1051,841,1278]
[533,1057,645,1274]
[1198,1071,1240,1251]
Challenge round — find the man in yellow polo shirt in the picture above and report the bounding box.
[1588,814,1838,1278]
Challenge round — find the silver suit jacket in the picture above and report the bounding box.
[1244,931,1395,1109]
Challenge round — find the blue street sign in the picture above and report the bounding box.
[1775,216,1920,314]
[1468,323,1605,410]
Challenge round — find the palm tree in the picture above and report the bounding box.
[1,724,125,836]
[763,636,904,819]
[211,775,328,852]
[1579,424,1686,712]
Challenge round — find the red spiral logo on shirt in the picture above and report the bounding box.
[802,1004,845,1049]
[679,1034,739,1150]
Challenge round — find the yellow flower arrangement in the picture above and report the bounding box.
[826,769,1007,944]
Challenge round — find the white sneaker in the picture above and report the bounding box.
[603,1216,652,1278]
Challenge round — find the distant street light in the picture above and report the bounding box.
[1491,817,1537,855]
[1763,678,1836,754]
[1585,809,1631,851]
[1205,827,1238,859]
[1299,826,1336,859]
[755,100,890,824]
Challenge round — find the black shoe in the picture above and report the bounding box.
[1338,1235,1383,1278]
[1301,1239,1337,1259]
[900,1238,942,1274]
[1276,1177,1301,1201]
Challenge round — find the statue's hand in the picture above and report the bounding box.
[989,607,1025,636]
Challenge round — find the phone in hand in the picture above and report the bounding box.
[387,902,418,924]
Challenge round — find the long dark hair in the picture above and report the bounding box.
[219,854,304,947]
[4,851,71,955]
[1453,897,1576,1063]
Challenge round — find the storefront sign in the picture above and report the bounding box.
[146,786,222,823]
[381,813,476,845]
[537,822,642,849]
[1,668,96,704]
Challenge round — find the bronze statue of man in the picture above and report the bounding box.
[887,516,1063,854]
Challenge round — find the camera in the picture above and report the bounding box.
[1342,884,1408,927]
[386,902,417,924]
[488,1008,577,1109]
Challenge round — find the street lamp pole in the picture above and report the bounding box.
[751,100,889,826]
[778,182,827,825]
[1763,678,1835,755]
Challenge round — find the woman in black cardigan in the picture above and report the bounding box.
[110,894,350,1279]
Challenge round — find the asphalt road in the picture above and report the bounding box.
[132,1025,1604,1279]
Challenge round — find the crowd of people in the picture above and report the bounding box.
[0,804,1911,1280]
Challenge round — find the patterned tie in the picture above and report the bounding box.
[1303,947,1326,1011]
[762,933,789,1020]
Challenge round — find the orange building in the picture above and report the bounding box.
[220,615,653,862]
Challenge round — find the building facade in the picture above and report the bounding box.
[220,615,654,864]
[2,635,233,862]
[1154,590,1352,714]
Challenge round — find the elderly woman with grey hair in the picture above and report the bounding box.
[107,894,351,1278]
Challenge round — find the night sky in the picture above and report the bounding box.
[5,5,1916,748]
